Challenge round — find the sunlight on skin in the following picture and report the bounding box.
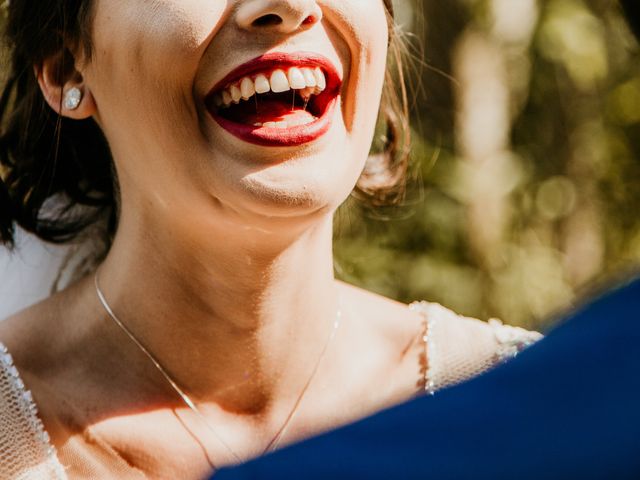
[82,0,386,233]
[15,1,419,477]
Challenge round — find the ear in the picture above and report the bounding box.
[36,48,97,120]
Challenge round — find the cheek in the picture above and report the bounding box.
[83,0,389,211]
[91,0,225,73]
[86,1,226,183]
[329,0,389,154]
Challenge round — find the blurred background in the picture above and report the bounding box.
[1,0,639,329]
[335,0,640,330]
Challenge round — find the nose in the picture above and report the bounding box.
[235,0,322,34]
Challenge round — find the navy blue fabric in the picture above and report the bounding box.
[216,277,640,479]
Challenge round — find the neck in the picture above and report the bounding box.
[95,207,340,414]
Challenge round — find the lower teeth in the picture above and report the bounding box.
[255,117,317,129]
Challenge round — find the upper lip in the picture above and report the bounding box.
[206,51,342,97]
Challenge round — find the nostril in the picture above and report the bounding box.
[302,15,316,26]
[252,14,283,27]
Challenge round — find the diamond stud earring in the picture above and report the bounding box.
[63,87,82,110]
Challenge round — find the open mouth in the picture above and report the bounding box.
[205,52,342,147]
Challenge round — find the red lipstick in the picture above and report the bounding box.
[205,52,342,147]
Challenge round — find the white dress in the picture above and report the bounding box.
[0,303,542,479]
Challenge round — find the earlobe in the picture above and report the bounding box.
[36,54,97,120]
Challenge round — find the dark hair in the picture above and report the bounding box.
[0,0,115,249]
[0,0,411,250]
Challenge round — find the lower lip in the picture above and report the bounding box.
[210,97,338,147]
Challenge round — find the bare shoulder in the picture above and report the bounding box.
[336,282,543,396]
[0,276,92,374]
[0,293,64,372]
[0,277,102,438]
[337,280,424,352]
[335,281,427,403]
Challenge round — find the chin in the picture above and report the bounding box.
[188,31,387,226]
[199,108,366,222]
[235,159,356,220]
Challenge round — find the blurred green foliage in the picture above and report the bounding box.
[335,0,640,330]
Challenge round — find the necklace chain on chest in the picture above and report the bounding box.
[94,272,341,469]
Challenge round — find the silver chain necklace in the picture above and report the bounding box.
[94,272,341,469]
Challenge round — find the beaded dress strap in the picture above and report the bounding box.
[486,318,543,363]
[408,302,542,395]
[409,302,437,395]
[0,343,67,479]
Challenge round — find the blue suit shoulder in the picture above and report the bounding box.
[216,277,640,480]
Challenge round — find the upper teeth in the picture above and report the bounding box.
[214,67,326,107]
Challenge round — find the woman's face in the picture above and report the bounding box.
[82,0,389,234]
